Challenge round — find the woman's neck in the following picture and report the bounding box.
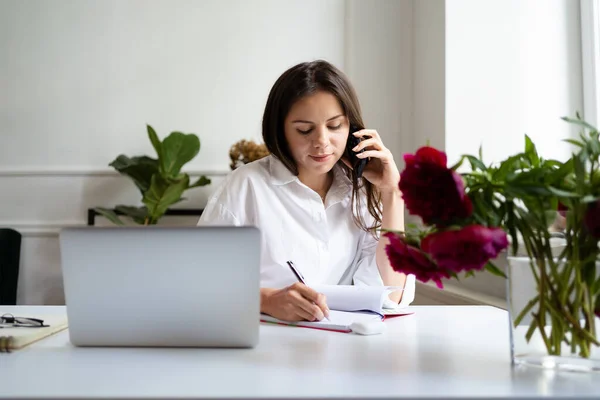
[298,170,334,198]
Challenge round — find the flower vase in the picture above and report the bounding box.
[507,256,600,372]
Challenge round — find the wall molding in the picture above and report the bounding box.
[0,221,86,237]
[581,0,600,128]
[0,166,230,177]
[1,216,202,237]
[415,281,506,309]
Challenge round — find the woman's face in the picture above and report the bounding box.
[283,90,349,179]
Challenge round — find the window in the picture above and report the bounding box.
[581,0,600,128]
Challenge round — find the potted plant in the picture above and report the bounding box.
[385,114,600,371]
[95,125,211,225]
[228,139,269,170]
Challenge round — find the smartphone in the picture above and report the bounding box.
[346,124,368,178]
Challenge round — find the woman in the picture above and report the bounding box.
[199,60,415,322]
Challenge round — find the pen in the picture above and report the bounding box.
[286,260,331,322]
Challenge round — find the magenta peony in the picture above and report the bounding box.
[584,200,600,239]
[384,232,452,289]
[421,225,509,273]
[399,147,473,226]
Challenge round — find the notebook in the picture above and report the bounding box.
[311,284,410,316]
[0,315,68,352]
[261,310,386,333]
[260,285,414,332]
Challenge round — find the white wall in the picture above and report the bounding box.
[0,0,348,304]
[2,0,415,305]
[1,0,586,306]
[345,0,414,167]
[413,0,446,154]
[0,0,346,170]
[441,0,583,300]
[445,0,583,165]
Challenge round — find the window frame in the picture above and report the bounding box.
[581,0,600,128]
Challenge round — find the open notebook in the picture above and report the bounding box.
[260,285,413,332]
[0,315,68,352]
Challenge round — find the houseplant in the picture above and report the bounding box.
[95,125,211,225]
[229,139,269,170]
[385,115,600,371]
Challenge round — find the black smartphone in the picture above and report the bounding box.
[346,124,368,178]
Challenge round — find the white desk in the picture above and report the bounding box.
[0,305,598,399]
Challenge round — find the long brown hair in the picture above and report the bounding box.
[262,60,382,233]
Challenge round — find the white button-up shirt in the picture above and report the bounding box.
[198,155,415,307]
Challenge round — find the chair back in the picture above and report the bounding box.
[0,228,21,305]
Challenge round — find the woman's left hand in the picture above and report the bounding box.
[342,129,400,194]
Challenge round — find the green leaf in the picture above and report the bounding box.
[513,294,540,326]
[546,158,573,184]
[484,262,507,278]
[541,159,563,169]
[159,132,200,178]
[505,185,551,197]
[493,154,527,181]
[587,132,600,155]
[143,174,190,222]
[547,186,579,198]
[582,194,600,203]
[465,155,487,171]
[94,207,125,226]
[114,205,149,225]
[464,271,476,278]
[109,155,159,194]
[525,319,539,342]
[190,175,211,188]
[449,155,465,171]
[507,211,519,256]
[561,116,598,132]
[564,138,585,148]
[574,151,587,190]
[593,170,600,187]
[147,125,163,160]
[593,277,600,296]
[524,135,540,166]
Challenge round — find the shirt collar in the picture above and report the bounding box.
[268,155,298,185]
[268,155,352,201]
[328,163,353,203]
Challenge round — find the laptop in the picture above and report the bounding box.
[59,226,261,348]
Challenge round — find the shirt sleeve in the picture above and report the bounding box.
[197,175,241,226]
[351,229,384,286]
[351,210,416,307]
[198,201,240,226]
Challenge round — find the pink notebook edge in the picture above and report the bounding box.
[260,310,414,333]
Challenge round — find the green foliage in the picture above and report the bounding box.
[457,113,600,358]
[95,125,211,225]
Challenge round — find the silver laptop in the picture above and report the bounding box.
[59,226,261,348]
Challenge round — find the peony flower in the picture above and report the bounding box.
[584,200,600,239]
[557,201,568,217]
[403,146,447,167]
[384,232,451,289]
[399,147,473,226]
[421,225,509,273]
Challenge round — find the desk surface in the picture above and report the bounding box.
[1,305,598,399]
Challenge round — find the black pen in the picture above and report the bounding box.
[286,261,331,322]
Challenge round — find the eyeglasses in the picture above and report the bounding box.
[0,313,48,328]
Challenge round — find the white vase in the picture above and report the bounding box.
[507,256,600,372]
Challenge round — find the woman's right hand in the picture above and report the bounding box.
[260,283,330,322]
